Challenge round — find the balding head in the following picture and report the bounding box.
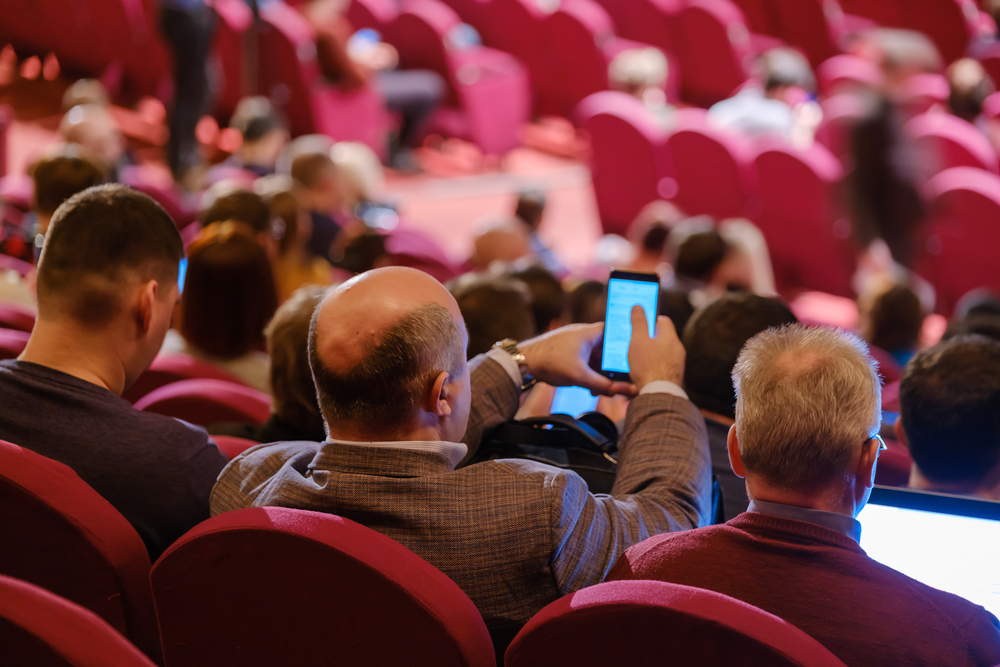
[732,324,881,491]
[309,267,469,439]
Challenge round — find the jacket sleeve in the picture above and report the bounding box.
[460,354,521,459]
[546,393,712,594]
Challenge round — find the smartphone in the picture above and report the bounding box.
[599,270,660,381]
[551,385,600,417]
[177,257,188,295]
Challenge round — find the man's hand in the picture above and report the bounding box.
[519,323,637,398]
[628,305,685,391]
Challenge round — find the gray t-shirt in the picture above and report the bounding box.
[0,359,228,561]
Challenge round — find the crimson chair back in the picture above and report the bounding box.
[134,378,272,427]
[122,353,248,404]
[906,112,1000,176]
[916,167,1000,314]
[666,108,758,219]
[752,138,855,297]
[905,0,982,64]
[210,0,255,120]
[0,252,33,276]
[815,93,866,163]
[730,0,782,36]
[816,54,883,98]
[874,437,913,487]
[676,0,753,107]
[121,166,197,230]
[838,0,905,29]
[0,327,29,361]
[0,302,35,332]
[593,0,684,54]
[577,91,673,235]
[898,73,951,116]
[0,575,157,667]
[151,507,496,666]
[478,0,551,112]
[346,0,401,32]
[505,580,848,667]
[0,440,161,663]
[768,0,845,68]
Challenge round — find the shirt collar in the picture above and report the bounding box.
[326,438,468,470]
[748,498,863,543]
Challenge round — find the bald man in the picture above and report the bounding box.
[211,267,711,656]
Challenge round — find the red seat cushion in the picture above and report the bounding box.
[134,378,272,427]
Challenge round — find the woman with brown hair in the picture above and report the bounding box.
[267,188,336,301]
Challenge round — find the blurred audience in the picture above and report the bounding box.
[609,47,674,127]
[200,187,278,258]
[161,222,279,394]
[266,188,335,300]
[607,325,1000,665]
[58,104,128,181]
[947,58,995,126]
[291,150,346,261]
[61,78,111,110]
[513,189,565,276]
[210,286,328,443]
[449,273,536,358]
[899,336,1000,502]
[670,228,752,306]
[505,261,566,334]
[225,96,290,178]
[0,185,226,561]
[567,280,607,324]
[470,218,531,270]
[859,282,925,367]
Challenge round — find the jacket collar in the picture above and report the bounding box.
[309,439,468,478]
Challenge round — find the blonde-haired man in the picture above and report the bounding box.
[607,324,1000,667]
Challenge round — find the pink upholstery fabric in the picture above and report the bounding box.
[916,166,1000,314]
[346,0,401,32]
[384,227,461,283]
[576,91,673,235]
[0,302,35,333]
[209,0,255,119]
[905,0,983,64]
[729,0,783,37]
[0,327,29,361]
[210,435,259,460]
[151,507,496,666]
[838,0,905,29]
[816,54,883,97]
[676,0,753,107]
[0,575,157,667]
[899,73,951,116]
[122,354,248,404]
[907,112,1000,175]
[134,378,272,427]
[505,580,848,667]
[882,378,901,412]
[0,252,33,277]
[0,440,161,663]
[121,167,197,230]
[815,93,866,163]
[591,0,685,58]
[752,138,856,297]
[478,0,552,113]
[874,438,913,487]
[666,108,758,219]
[767,0,846,68]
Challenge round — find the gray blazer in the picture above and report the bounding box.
[210,354,712,647]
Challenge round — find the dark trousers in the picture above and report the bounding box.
[375,69,445,148]
[160,4,216,179]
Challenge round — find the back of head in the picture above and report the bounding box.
[568,280,606,324]
[732,325,881,490]
[761,47,816,95]
[450,274,535,358]
[514,189,547,230]
[942,314,1000,343]
[506,261,566,333]
[61,79,110,111]
[900,336,1000,490]
[266,285,326,433]
[860,283,924,353]
[266,189,302,256]
[947,58,994,123]
[674,230,728,283]
[954,288,1000,320]
[200,189,272,235]
[471,219,530,269]
[291,150,336,191]
[229,96,287,143]
[180,223,279,359]
[58,104,123,169]
[36,184,183,327]
[31,151,106,217]
[684,293,798,419]
[609,47,669,96]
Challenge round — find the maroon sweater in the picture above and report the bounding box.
[605,512,1000,667]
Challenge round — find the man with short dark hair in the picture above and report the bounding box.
[507,261,567,334]
[897,335,1000,501]
[682,292,797,520]
[227,96,289,177]
[450,273,536,358]
[212,266,711,658]
[199,188,276,257]
[0,184,227,560]
[31,151,107,235]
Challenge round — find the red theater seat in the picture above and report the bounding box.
[151,507,496,666]
[814,93,867,164]
[0,253,33,277]
[0,302,35,333]
[134,378,271,427]
[898,74,951,116]
[0,575,157,667]
[505,580,849,667]
[477,0,553,114]
[816,54,883,98]
[0,328,29,361]
[346,0,401,32]
[123,354,249,404]
[905,0,990,65]
[676,0,755,107]
[907,112,1000,176]
[0,440,161,663]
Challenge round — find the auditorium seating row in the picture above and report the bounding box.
[0,436,852,666]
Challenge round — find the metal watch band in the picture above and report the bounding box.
[494,338,537,391]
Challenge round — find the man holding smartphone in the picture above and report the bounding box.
[211,267,711,658]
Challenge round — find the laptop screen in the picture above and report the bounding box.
[858,486,1000,617]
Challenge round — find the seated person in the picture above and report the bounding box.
[449,273,536,359]
[671,228,752,307]
[199,188,278,259]
[210,286,327,443]
[567,279,606,324]
[470,217,531,270]
[681,293,798,521]
[946,58,994,126]
[0,185,227,560]
[59,104,129,182]
[514,189,565,276]
[858,281,924,367]
[608,47,674,128]
[290,150,346,261]
[624,200,684,279]
[161,222,279,394]
[225,96,290,178]
[897,335,1000,501]
[505,260,566,334]
[266,186,335,300]
[211,266,712,657]
[606,325,1000,666]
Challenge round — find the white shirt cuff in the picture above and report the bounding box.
[486,347,523,389]
[639,380,689,401]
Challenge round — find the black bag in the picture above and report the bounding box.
[473,412,620,493]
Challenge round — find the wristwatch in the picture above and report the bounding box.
[494,339,537,391]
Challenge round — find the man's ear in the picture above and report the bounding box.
[894,418,908,448]
[858,438,880,490]
[428,371,452,418]
[136,280,159,335]
[727,425,746,478]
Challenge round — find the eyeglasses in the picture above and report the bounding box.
[865,434,888,451]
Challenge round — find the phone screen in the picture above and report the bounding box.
[177,257,188,295]
[601,274,659,375]
[551,385,600,417]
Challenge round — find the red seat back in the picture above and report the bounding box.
[0,328,29,361]
[768,0,844,68]
[666,109,758,219]
[479,0,551,109]
[134,378,272,427]
[0,252,34,277]
[577,91,673,235]
[0,575,157,667]
[838,0,905,29]
[151,507,496,666]
[730,0,783,36]
[752,138,856,297]
[541,0,619,117]
[816,54,883,98]
[346,0,402,32]
[0,440,161,663]
[906,112,1000,176]
[867,345,903,385]
[505,580,849,667]
[676,0,753,107]
[389,0,463,105]
[898,73,951,116]
[814,93,866,163]
[122,354,248,404]
[916,167,1000,314]
[0,302,35,332]
[208,0,255,121]
[905,0,980,65]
